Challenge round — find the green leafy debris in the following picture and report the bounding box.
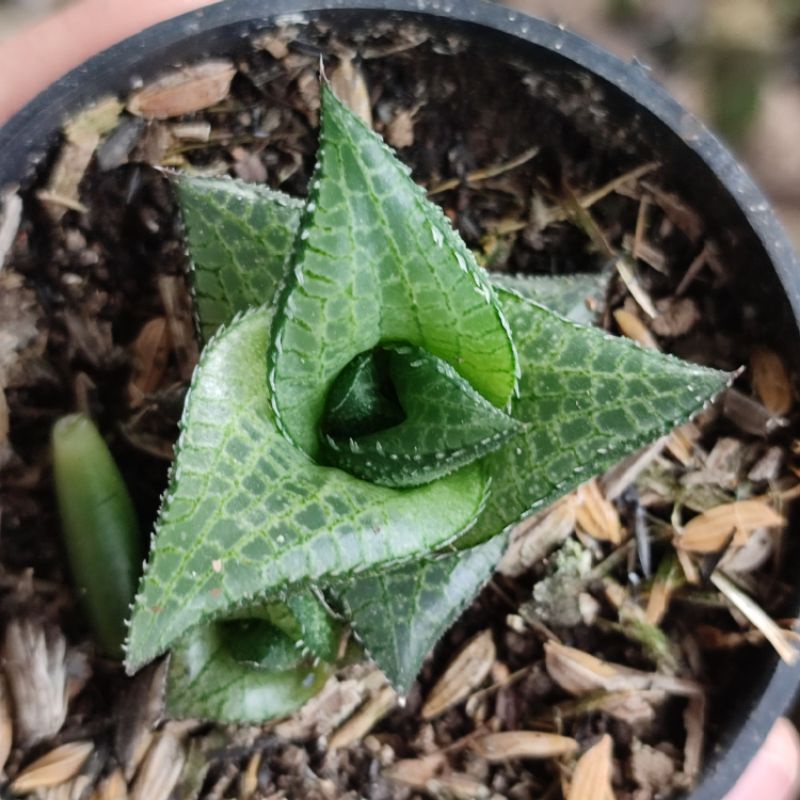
[52,414,143,658]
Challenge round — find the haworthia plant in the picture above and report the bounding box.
[125,84,728,721]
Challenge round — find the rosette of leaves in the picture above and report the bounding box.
[124,85,727,722]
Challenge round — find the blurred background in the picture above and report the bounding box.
[2,0,799,247]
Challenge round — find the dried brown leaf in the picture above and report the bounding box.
[0,188,22,269]
[422,630,496,719]
[646,557,682,626]
[750,346,794,415]
[128,61,236,118]
[567,734,614,800]
[651,296,701,338]
[631,741,676,797]
[328,685,397,749]
[471,731,578,762]
[115,660,167,781]
[129,731,185,800]
[385,107,417,149]
[576,479,622,544]
[91,768,128,800]
[11,741,93,793]
[683,694,706,782]
[544,641,700,697]
[38,97,122,221]
[498,495,577,577]
[128,317,170,407]
[0,674,11,774]
[613,308,659,350]
[254,30,292,59]
[384,754,446,790]
[723,388,788,437]
[158,275,199,380]
[677,499,785,553]
[427,772,492,799]
[274,674,366,741]
[3,620,68,745]
[170,121,211,142]
[239,752,260,800]
[330,56,372,127]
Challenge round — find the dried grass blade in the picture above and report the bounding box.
[422,630,496,720]
[328,685,397,749]
[615,257,657,318]
[10,741,93,793]
[678,499,785,553]
[576,479,623,544]
[471,731,578,762]
[710,571,799,664]
[567,734,614,800]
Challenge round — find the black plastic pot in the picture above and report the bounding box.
[1,1,799,797]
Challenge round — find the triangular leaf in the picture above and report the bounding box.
[125,308,489,671]
[491,270,607,325]
[321,345,522,488]
[177,175,303,342]
[336,535,507,691]
[338,289,728,686]
[267,85,519,458]
[181,176,608,336]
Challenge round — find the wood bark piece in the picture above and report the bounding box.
[128,61,236,119]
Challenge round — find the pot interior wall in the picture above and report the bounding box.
[2,5,799,800]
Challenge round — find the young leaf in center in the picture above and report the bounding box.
[321,345,523,487]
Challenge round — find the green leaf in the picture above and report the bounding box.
[321,345,522,488]
[339,289,728,687]
[462,289,728,546]
[490,270,608,325]
[336,535,507,690]
[125,307,489,672]
[267,85,519,458]
[166,623,330,723]
[177,175,303,342]
[181,177,607,338]
[323,350,404,438]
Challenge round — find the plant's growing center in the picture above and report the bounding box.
[318,345,522,487]
[124,83,729,723]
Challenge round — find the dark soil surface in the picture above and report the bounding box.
[1,15,799,800]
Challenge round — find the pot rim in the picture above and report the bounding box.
[2,2,799,797]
